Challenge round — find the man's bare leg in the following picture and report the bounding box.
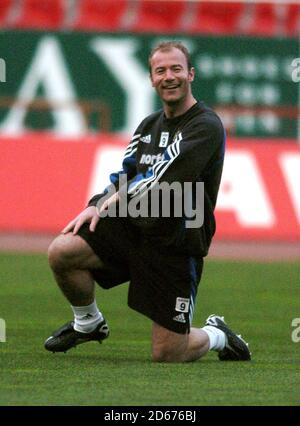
[48,233,103,306]
[151,319,252,363]
[45,232,109,347]
[151,322,211,363]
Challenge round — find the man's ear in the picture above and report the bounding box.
[188,67,195,83]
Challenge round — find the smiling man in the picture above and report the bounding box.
[149,43,195,114]
[44,41,251,363]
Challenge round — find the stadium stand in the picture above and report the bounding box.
[7,0,64,30]
[0,0,298,37]
[241,3,281,36]
[129,0,187,33]
[287,3,300,36]
[185,1,245,35]
[72,0,129,32]
[0,0,12,25]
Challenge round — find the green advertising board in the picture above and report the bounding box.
[0,31,299,139]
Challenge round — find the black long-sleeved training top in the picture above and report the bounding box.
[89,101,225,257]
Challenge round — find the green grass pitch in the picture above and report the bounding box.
[0,252,299,406]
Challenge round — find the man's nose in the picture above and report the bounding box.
[164,69,175,80]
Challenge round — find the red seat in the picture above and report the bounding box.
[73,0,128,31]
[187,1,245,35]
[12,0,64,30]
[286,4,300,36]
[130,0,186,33]
[242,3,277,36]
[0,0,12,26]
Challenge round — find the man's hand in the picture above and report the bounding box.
[62,192,120,235]
[98,191,120,215]
[62,206,100,235]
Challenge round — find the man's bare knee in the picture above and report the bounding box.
[152,344,179,363]
[152,340,189,363]
[48,234,76,271]
[48,233,102,272]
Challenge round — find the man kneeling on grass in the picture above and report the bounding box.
[45,41,251,363]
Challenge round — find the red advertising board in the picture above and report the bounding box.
[216,140,300,240]
[0,133,299,240]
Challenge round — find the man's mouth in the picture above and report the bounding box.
[163,84,180,90]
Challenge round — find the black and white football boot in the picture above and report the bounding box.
[44,318,109,353]
[205,314,251,361]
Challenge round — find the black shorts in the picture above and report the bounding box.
[77,217,203,334]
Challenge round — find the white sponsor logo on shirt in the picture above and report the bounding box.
[140,153,164,165]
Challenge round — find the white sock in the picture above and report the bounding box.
[201,325,226,351]
[71,301,103,333]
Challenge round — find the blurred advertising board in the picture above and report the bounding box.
[1,134,299,241]
[0,31,299,139]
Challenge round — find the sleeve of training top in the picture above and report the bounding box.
[127,114,224,198]
[87,132,140,207]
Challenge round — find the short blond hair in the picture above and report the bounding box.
[148,41,192,74]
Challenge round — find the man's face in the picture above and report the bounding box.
[150,47,194,105]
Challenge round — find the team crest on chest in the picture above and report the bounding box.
[173,131,183,144]
[159,132,169,148]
